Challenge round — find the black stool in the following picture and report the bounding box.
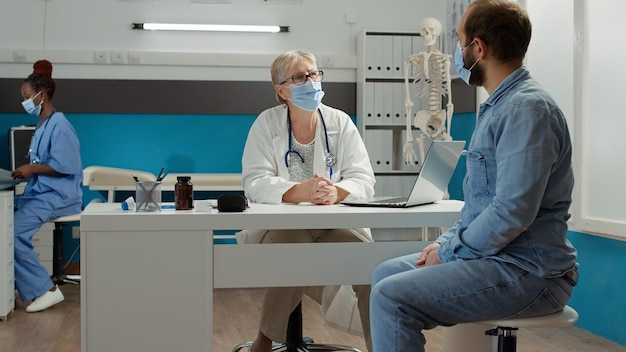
[49,213,81,285]
[232,302,363,352]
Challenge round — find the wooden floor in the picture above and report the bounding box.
[1,279,625,352]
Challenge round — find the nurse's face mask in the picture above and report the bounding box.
[22,91,43,117]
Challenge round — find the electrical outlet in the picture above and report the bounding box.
[13,50,27,62]
[94,51,108,63]
[111,51,125,64]
[72,226,80,239]
[128,52,141,64]
[321,56,335,68]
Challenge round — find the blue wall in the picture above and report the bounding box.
[567,231,626,346]
[447,112,475,201]
[2,112,256,175]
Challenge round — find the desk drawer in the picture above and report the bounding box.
[41,260,52,276]
[35,246,53,261]
[32,224,54,246]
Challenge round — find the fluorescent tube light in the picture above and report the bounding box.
[132,23,289,33]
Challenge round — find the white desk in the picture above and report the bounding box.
[80,200,463,352]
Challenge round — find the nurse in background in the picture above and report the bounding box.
[12,59,83,312]
[241,50,375,352]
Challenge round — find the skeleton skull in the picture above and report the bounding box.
[420,17,442,47]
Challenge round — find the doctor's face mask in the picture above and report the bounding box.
[288,80,325,112]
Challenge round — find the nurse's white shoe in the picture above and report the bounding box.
[26,286,64,313]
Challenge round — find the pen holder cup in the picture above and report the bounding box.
[135,181,162,212]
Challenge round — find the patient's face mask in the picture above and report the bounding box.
[454,41,480,85]
[21,91,43,117]
[288,80,325,112]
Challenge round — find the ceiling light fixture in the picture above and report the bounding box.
[132,23,289,33]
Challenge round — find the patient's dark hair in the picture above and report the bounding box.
[464,0,532,63]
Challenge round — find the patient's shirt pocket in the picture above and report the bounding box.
[462,150,489,196]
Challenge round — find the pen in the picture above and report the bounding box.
[157,168,171,182]
[155,167,165,182]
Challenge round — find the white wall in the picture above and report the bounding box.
[0,0,445,81]
[526,0,626,240]
[576,0,626,239]
[524,0,578,227]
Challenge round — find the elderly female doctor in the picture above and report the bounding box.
[241,50,375,352]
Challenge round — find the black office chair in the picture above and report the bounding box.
[232,302,363,352]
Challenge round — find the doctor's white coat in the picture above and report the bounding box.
[238,103,376,335]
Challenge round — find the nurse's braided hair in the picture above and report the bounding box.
[24,59,56,100]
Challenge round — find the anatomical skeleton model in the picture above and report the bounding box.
[404,17,454,166]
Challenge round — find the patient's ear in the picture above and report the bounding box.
[217,194,247,212]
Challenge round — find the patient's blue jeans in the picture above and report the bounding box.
[370,253,573,352]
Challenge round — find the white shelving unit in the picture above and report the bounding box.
[356,30,434,197]
[0,190,15,320]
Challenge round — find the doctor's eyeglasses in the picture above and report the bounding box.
[280,70,324,86]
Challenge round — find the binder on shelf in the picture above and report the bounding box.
[364,82,375,125]
[382,82,394,125]
[373,82,385,125]
[382,35,394,77]
[392,36,405,78]
[392,83,405,126]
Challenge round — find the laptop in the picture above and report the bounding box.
[341,140,466,208]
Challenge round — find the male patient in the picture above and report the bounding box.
[369,1,578,351]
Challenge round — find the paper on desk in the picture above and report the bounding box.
[0,168,24,190]
[194,199,218,212]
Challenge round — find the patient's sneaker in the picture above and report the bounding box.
[26,286,64,313]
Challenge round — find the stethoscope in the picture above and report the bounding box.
[28,111,55,165]
[284,109,337,178]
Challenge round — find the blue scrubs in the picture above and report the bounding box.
[14,111,83,301]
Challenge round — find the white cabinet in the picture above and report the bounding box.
[13,183,53,275]
[357,31,431,196]
[0,191,15,320]
[33,223,54,275]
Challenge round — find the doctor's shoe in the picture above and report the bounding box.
[26,286,64,313]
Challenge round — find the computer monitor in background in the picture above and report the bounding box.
[9,126,35,170]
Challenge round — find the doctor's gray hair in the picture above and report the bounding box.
[271,50,317,104]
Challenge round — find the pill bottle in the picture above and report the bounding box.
[175,176,193,210]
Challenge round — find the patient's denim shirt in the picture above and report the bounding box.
[437,66,577,277]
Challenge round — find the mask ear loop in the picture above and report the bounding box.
[463,41,480,71]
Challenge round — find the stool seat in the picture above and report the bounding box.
[50,213,81,223]
[478,305,579,329]
[442,305,579,352]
